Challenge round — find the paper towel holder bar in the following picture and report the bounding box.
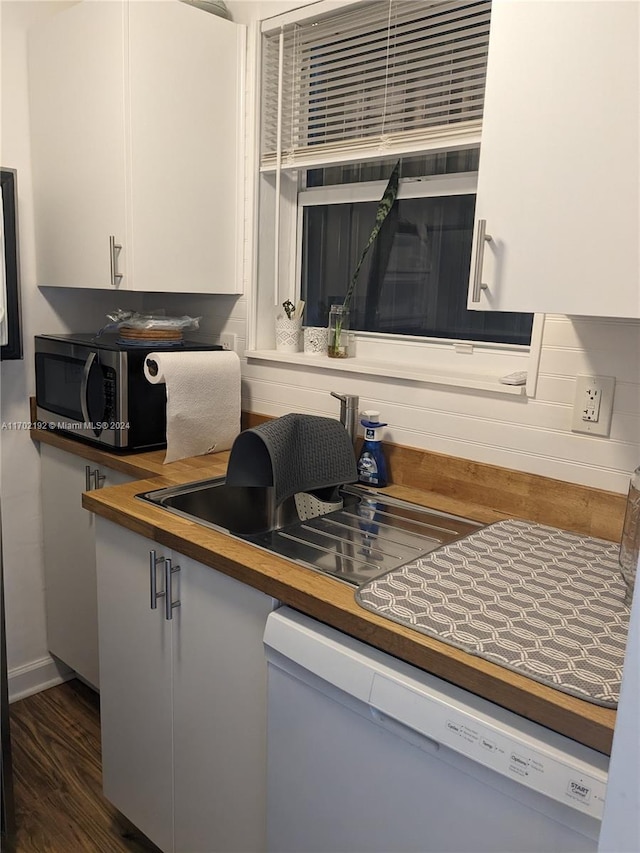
[146,358,159,377]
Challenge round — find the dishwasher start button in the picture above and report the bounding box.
[567,780,592,804]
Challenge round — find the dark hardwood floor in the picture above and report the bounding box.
[8,679,160,853]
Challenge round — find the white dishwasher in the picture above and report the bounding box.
[264,607,609,853]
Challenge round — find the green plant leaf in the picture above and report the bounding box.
[342,160,400,311]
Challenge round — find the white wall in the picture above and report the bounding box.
[0,0,143,699]
[599,555,640,852]
[239,316,640,494]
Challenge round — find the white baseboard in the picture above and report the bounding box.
[8,654,74,703]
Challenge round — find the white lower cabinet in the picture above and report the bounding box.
[95,518,273,853]
[41,443,132,688]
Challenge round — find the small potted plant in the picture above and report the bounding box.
[328,160,400,358]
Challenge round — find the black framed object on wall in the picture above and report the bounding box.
[1,169,23,361]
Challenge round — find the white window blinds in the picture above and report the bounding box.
[261,0,491,171]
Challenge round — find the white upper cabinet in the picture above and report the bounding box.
[28,2,128,289]
[28,1,245,293]
[468,1,639,318]
[126,2,245,294]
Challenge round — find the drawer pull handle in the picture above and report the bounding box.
[85,465,105,491]
[149,550,166,610]
[471,218,492,303]
[109,235,123,287]
[164,558,181,621]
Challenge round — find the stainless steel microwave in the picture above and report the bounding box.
[35,333,222,451]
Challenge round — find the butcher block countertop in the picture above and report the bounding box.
[32,422,627,756]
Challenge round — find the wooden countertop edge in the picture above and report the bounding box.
[82,477,616,756]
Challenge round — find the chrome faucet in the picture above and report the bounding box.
[330,391,359,448]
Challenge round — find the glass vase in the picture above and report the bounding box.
[328,304,350,358]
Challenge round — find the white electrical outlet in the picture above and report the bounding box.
[219,333,237,352]
[571,374,616,436]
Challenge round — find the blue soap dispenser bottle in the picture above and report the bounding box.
[357,410,388,487]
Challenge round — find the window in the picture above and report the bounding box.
[299,153,533,345]
[256,0,538,387]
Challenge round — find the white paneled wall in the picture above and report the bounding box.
[156,288,640,496]
[236,314,640,495]
[141,291,249,351]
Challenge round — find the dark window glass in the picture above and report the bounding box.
[301,181,533,345]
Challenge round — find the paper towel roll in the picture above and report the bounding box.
[144,350,241,464]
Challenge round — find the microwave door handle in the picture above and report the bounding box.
[80,351,96,427]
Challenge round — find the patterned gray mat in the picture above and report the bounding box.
[355,519,630,707]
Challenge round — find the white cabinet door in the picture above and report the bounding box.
[172,554,272,853]
[28,1,245,294]
[28,1,127,288]
[468,1,639,318]
[41,444,131,688]
[128,2,245,294]
[95,519,273,852]
[96,519,174,853]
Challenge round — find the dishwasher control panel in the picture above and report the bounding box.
[370,673,608,819]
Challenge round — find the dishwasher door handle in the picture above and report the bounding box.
[369,706,440,754]
[370,673,446,752]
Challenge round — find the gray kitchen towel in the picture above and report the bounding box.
[356,519,630,707]
[226,413,357,506]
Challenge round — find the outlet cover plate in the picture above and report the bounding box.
[219,333,237,352]
[571,374,616,436]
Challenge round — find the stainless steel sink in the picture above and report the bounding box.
[137,478,483,586]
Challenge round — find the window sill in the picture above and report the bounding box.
[245,349,528,396]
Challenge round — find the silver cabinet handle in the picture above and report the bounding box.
[471,219,493,303]
[84,465,104,491]
[109,235,123,287]
[150,550,166,610]
[164,558,181,621]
